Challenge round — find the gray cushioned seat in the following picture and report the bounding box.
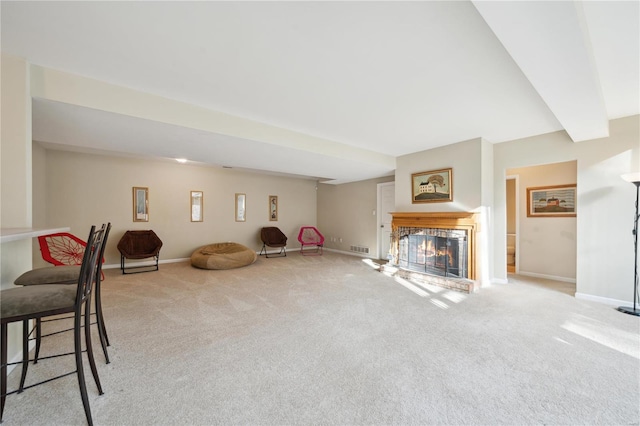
[1,285,77,320]
[14,265,80,286]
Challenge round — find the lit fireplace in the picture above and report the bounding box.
[396,227,468,279]
[388,212,479,291]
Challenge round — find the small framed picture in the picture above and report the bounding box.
[411,168,453,203]
[269,195,278,221]
[133,187,149,222]
[235,193,246,222]
[527,184,576,217]
[190,191,203,222]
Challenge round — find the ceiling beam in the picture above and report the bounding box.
[473,1,609,142]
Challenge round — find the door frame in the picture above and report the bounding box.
[506,174,520,274]
[377,181,395,260]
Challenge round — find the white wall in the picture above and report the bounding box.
[507,161,577,281]
[494,115,640,304]
[396,138,484,212]
[34,149,318,267]
[0,54,33,368]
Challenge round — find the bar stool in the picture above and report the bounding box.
[1,224,106,426]
[13,223,112,363]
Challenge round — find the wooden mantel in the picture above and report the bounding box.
[390,212,479,280]
[390,212,479,230]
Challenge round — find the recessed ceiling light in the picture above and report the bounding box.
[176,158,188,163]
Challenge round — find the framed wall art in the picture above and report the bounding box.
[411,168,453,203]
[526,184,576,217]
[132,187,149,222]
[269,195,278,221]
[235,193,246,222]
[190,191,203,222]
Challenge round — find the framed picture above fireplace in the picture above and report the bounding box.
[526,184,576,217]
[411,168,453,203]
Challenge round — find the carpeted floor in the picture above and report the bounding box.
[3,251,639,425]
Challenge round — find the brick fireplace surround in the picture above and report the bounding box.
[386,212,480,293]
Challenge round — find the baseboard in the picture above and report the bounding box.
[491,278,509,285]
[103,257,190,270]
[324,247,376,259]
[7,334,36,375]
[517,271,576,283]
[575,292,631,307]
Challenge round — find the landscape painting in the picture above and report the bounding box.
[412,168,453,203]
[527,184,576,217]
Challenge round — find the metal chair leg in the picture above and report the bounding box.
[34,318,42,364]
[84,301,103,394]
[75,305,94,426]
[18,320,29,392]
[1,323,7,423]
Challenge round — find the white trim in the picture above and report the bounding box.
[575,292,631,307]
[492,278,509,284]
[103,257,190,270]
[324,247,375,259]
[377,181,395,260]
[505,174,519,274]
[517,270,576,283]
[7,330,36,375]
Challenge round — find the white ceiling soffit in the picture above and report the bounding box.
[472,1,611,142]
[31,99,395,184]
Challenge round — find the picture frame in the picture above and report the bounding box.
[235,193,246,222]
[132,187,149,222]
[411,168,453,203]
[269,195,278,221]
[526,184,576,217]
[190,191,203,222]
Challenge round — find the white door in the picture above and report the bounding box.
[378,182,395,260]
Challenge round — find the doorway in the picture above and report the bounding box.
[506,176,518,273]
[377,182,395,260]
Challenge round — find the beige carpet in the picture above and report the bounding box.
[3,251,639,425]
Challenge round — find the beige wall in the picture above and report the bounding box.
[33,148,317,267]
[317,176,394,257]
[494,115,640,303]
[507,161,577,280]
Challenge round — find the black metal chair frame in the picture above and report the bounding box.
[259,227,287,258]
[1,224,106,426]
[29,223,112,365]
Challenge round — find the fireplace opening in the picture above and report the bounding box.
[396,228,468,279]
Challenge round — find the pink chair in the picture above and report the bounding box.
[297,226,324,256]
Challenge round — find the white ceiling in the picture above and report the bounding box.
[2,1,638,183]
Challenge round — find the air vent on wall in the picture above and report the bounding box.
[350,245,369,254]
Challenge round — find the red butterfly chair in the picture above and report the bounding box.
[38,232,105,280]
[298,226,325,256]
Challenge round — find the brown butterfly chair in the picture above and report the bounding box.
[117,230,163,274]
[259,227,287,258]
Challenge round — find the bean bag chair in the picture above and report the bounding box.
[191,242,257,270]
